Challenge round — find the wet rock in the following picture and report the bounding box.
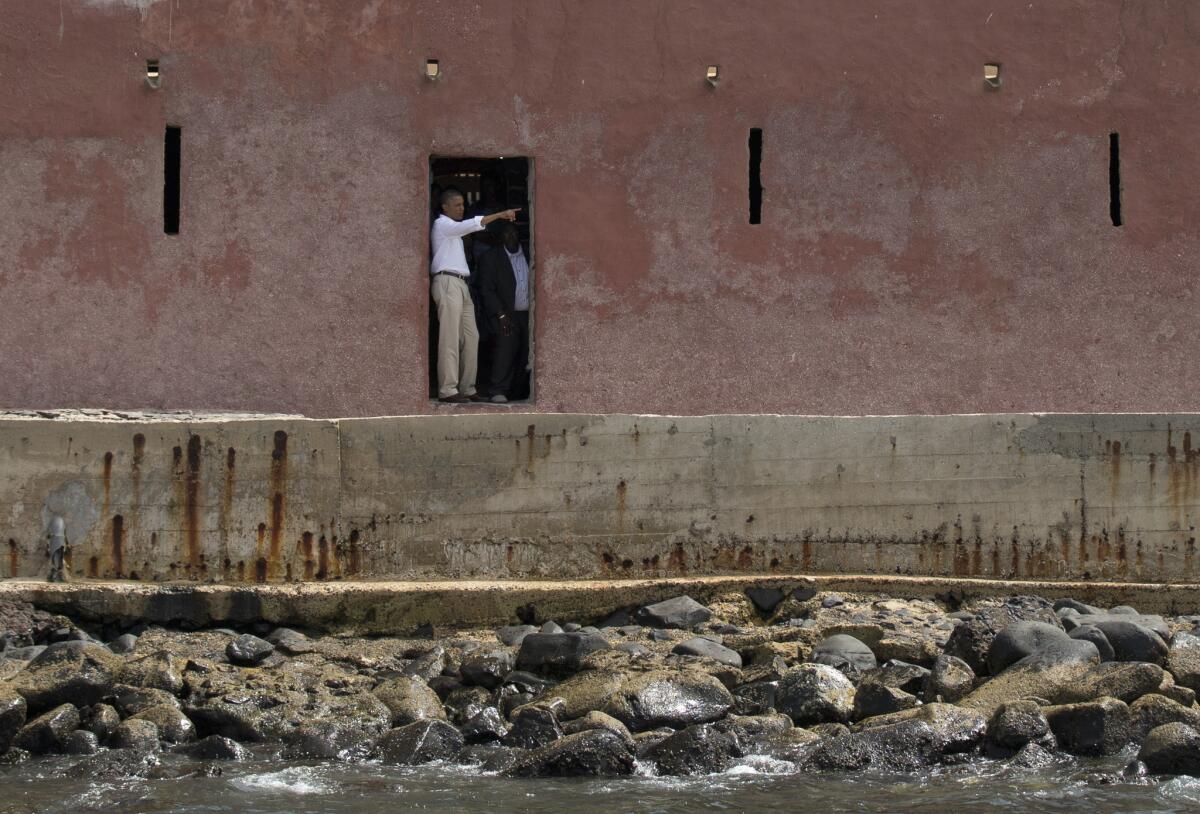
[503,703,563,749]
[635,596,712,630]
[282,717,378,760]
[647,723,740,775]
[804,719,941,772]
[13,703,79,753]
[712,712,793,747]
[746,587,787,614]
[62,729,99,755]
[130,705,195,744]
[943,601,1060,676]
[1068,625,1115,662]
[443,686,492,725]
[113,685,181,717]
[462,707,509,744]
[1043,697,1132,756]
[732,679,778,715]
[458,744,518,773]
[774,664,855,726]
[109,634,138,654]
[11,642,124,714]
[986,700,1051,753]
[81,703,119,741]
[810,635,876,675]
[516,633,610,677]
[987,622,1074,675]
[757,726,822,761]
[959,642,1100,711]
[1130,693,1200,738]
[376,719,464,765]
[864,660,929,696]
[402,646,447,682]
[603,670,733,731]
[672,637,742,667]
[534,670,622,721]
[507,729,635,777]
[110,718,160,752]
[1166,631,1200,692]
[461,648,515,689]
[924,654,975,703]
[1009,741,1057,768]
[1062,612,1171,642]
[561,711,635,749]
[0,685,27,754]
[1138,722,1200,776]
[225,634,274,666]
[265,628,313,655]
[373,676,445,726]
[852,682,918,719]
[497,625,539,647]
[176,734,250,760]
[853,703,986,755]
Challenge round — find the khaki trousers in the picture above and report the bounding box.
[431,274,478,398]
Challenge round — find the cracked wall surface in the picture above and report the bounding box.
[2,1,1200,416]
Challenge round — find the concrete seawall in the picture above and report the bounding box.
[2,411,1198,584]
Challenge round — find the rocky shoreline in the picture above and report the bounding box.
[3,588,1200,780]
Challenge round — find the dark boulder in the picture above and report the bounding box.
[810,635,876,675]
[923,654,975,703]
[13,703,79,754]
[1087,620,1168,665]
[943,600,1059,676]
[774,664,855,726]
[1061,661,1164,705]
[852,682,918,720]
[112,686,180,717]
[265,628,313,655]
[461,648,516,689]
[402,646,448,682]
[1053,598,1103,615]
[225,634,274,666]
[0,686,27,754]
[458,744,519,773]
[1167,631,1200,692]
[108,634,138,654]
[1043,697,1132,756]
[516,633,610,677]
[1138,722,1200,776]
[81,703,119,741]
[61,729,100,755]
[503,704,563,749]
[443,686,493,725]
[864,660,930,696]
[634,596,712,630]
[497,625,539,647]
[804,719,942,772]
[376,719,464,765]
[603,670,733,731]
[853,703,986,755]
[130,704,195,744]
[462,707,509,744]
[672,637,742,667]
[1068,625,1115,662]
[561,711,635,749]
[373,676,446,726]
[647,723,741,776]
[1131,693,1200,739]
[176,734,251,760]
[746,587,787,614]
[507,729,635,777]
[987,621,1073,676]
[282,717,379,760]
[986,700,1052,753]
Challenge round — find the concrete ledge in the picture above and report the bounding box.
[5,575,1200,633]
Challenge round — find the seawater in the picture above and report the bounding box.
[5,748,1200,814]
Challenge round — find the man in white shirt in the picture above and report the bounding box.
[429,189,519,403]
[478,222,532,403]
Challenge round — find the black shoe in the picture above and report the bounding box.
[438,394,470,403]
[466,392,488,402]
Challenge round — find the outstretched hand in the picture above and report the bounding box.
[501,208,521,221]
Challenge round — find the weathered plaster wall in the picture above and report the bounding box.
[2,1,1199,416]
[3,412,1200,584]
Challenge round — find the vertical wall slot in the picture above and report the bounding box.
[1109,132,1122,227]
[748,128,763,225]
[164,126,181,235]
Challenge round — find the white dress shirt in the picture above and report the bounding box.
[508,247,530,311]
[430,214,485,276]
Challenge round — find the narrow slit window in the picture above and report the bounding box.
[748,128,763,225]
[1109,132,1122,227]
[164,126,181,235]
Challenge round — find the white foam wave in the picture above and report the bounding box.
[230,767,334,795]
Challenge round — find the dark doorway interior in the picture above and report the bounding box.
[428,156,532,402]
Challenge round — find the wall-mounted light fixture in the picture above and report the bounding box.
[146,59,161,89]
[983,63,1001,90]
[706,65,720,88]
[425,59,440,81]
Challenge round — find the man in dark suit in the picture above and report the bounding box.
[476,222,531,403]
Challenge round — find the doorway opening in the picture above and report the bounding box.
[428,157,533,403]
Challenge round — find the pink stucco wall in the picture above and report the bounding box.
[1,0,1197,417]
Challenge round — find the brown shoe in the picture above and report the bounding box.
[438,393,470,403]
[466,392,488,402]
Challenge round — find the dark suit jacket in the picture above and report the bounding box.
[476,245,524,336]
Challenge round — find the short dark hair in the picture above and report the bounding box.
[440,187,464,207]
